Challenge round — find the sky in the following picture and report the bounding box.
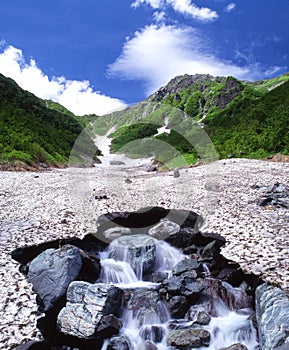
[0,0,288,116]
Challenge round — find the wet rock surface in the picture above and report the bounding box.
[166,328,211,349]
[109,234,157,275]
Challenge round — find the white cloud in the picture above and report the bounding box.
[108,24,260,94]
[153,11,166,23]
[225,3,236,13]
[132,0,218,21]
[167,0,218,21]
[0,45,126,116]
[132,0,163,9]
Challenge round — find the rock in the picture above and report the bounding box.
[256,183,289,208]
[148,219,180,240]
[172,258,202,276]
[57,282,123,339]
[217,267,245,288]
[109,160,125,165]
[96,314,122,338]
[28,245,82,312]
[95,206,201,236]
[126,289,167,325]
[78,249,101,283]
[203,279,250,311]
[109,234,157,275]
[173,169,180,178]
[102,227,132,241]
[201,240,222,260]
[187,278,251,319]
[95,193,108,200]
[162,275,204,303]
[107,335,131,350]
[194,231,226,248]
[11,235,106,266]
[167,295,189,318]
[11,237,84,265]
[165,228,197,248]
[255,284,289,349]
[139,325,166,343]
[146,165,157,172]
[144,341,158,350]
[219,344,248,350]
[196,311,211,325]
[166,328,211,349]
[143,271,168,283]
[15,341,46,350]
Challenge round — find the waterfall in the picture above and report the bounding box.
[99,234,259,350]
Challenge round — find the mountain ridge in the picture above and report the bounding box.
[0,71,289,169]
[95,72,289,167]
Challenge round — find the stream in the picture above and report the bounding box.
[98,234,259,350]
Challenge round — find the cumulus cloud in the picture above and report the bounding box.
[108,24,260,94]
[0,45,126,116]
[225,3,236,13]
[132,0,218,21]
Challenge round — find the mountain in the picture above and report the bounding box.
[93,72,289,167]
[0,73,98,168]
[1,71,289,170]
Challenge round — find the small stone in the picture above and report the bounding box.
[196,311,211,325]
[167,329,211,349]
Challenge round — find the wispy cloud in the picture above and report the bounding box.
[132,0,218,21]
[225,3,236,13]
[0,45,126,116]
[108,24,262,95]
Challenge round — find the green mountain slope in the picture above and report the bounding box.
[0,73,97,167]
[94,73,289,167]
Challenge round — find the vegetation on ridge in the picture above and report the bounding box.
[98,72,289,167]
[0,73,98,167]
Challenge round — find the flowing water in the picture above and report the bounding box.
[99,234,259,350]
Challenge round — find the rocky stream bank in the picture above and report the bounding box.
[1,158,289,349]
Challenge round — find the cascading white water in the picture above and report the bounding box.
[99,234,259,350]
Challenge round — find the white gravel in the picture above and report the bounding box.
[0,158,289,348]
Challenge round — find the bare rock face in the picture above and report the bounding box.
[256,284,289,349]
[57,281,123,339]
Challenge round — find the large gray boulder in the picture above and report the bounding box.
[28,245,82,312]
[255,284,289,349]
[109,234,157,276]
[57,281,123,339]
[166,328,211,349]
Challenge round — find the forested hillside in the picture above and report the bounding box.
[95,73,289,165]
[0,73,96,167]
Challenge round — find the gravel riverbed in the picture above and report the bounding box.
[0,158,289,348]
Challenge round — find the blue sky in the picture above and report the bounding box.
[0,0,288,115]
